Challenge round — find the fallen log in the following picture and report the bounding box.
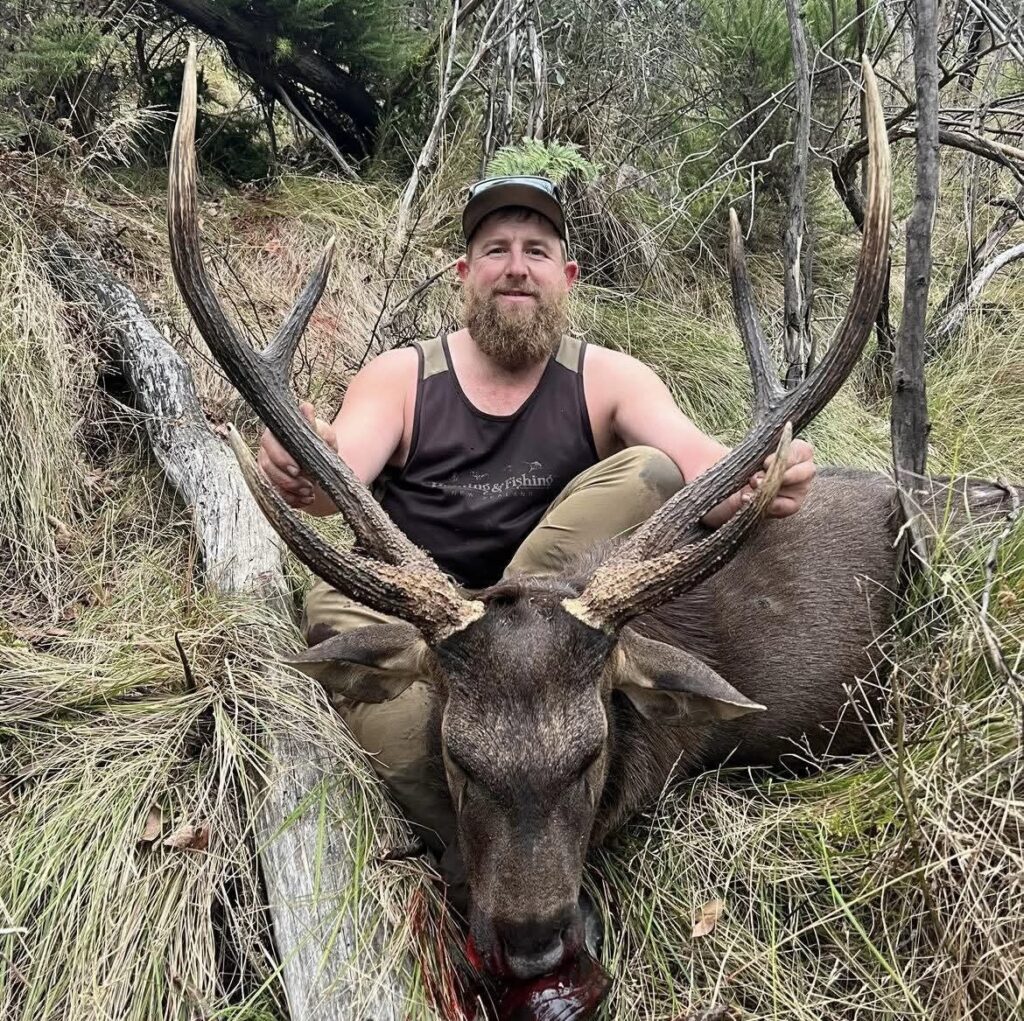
[42,230,409,1020]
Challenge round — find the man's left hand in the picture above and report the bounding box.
[749,438,816,517]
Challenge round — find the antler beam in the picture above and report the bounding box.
[168,43,427,571]
[615,58,890,566]
[225,427,483,641]
[565,426,792,631]
[167,44,485,639]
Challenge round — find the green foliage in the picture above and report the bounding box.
[216,0,418,83]
[485,137,601,185]
[0,13,114,146]
[142,59,272,184]
[694,0,868,192]
[700,0,863,96]
[0,14,105,96]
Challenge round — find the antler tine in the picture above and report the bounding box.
[262,238,335,385]
[168,43,429,570]
[224,427,484,641]
[566,426,792,631]
[728,208,785,425]
[609,57,891,566]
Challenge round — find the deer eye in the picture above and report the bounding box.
[445,753,473,812]
[576,747,602,780]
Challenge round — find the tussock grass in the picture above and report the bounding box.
[0,466,444,1021]
[0,205,89,612]
[927,293,1024,480]
[0,150,1021,1021]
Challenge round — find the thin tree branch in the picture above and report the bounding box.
[892,0,938,555]
[783,0,813,388]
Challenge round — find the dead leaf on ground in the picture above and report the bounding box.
[691,898,726,939]
[138,805,162,844]
[47,514,73,547]
[163,821,210,852]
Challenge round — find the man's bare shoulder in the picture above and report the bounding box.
[583,343,660,392]
[344,345,419,401]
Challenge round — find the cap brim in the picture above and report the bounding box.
[462,183,566,244]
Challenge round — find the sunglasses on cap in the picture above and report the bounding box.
[466,175,563,202]
[462,175,568,246]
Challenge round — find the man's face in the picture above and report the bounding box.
[456,211,579,370]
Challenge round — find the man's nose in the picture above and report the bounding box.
[503,247,529,278]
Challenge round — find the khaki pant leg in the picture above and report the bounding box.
[302,578,456,852]
[504,445,684,578]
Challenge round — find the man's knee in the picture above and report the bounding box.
[302,578,395,646]
[505,445,683,578]
[341,684,455,849]
[606,445,684,503]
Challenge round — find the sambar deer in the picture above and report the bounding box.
[167,49,1020,982]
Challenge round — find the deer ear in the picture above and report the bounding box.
[283,622,430,704]
[611,629,766,723]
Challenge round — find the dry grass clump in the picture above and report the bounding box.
[0,204,90,612]
[0,464,446,1021]
[927,288,1024,480]
[0,164,457,1021]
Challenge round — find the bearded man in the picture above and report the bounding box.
[258,176,816,863]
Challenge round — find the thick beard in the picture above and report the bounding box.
[462,284,568,371]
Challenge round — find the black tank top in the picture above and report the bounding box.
[374,335,599,589]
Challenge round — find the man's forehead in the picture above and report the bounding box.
[473,210,560,244]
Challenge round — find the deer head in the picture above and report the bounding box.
[167,45,890,981]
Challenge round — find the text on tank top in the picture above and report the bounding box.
[374,334,599,589]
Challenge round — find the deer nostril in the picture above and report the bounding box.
[500,924,568,980]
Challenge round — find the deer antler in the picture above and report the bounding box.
[224,427,483,639]
[568,58,892,632]
[168,44,483,641]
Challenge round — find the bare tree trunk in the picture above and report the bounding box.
[500,15,521,149]
[482,64,500,173]
[44,232,290,608]
[526,17,547,140]
[42,232,410,1021]
[892,0,938,479]
[783,0,813,388]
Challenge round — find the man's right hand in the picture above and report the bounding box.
[257,401,338,509]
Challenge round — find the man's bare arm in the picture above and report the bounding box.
[594,349,815,525]
[257,347,416,515]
